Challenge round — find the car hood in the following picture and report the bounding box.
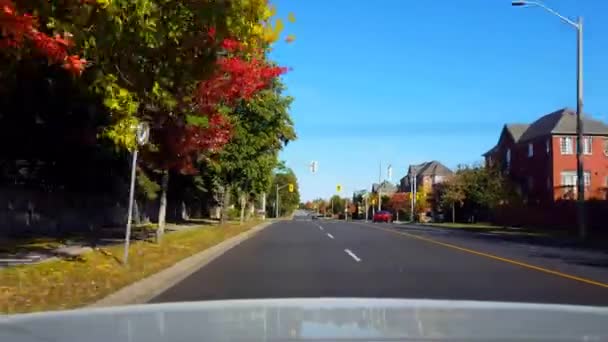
[2,298,608,341]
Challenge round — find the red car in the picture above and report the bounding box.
[373,210,393,223]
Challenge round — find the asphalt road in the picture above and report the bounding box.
[151,218,608,306]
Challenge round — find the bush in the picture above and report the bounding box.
[227,207,241,220]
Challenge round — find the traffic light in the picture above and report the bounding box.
[336,184,342,193]
[310,161,318,174]
[288,183,294,192]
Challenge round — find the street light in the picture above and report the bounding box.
[512,0,586,239]
[123,121,150,265]
[276,183,289,218]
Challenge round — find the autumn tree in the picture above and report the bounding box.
[387,192,409,222]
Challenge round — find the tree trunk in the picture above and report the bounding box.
[239,193,246,225]
[157,170,169,241]
[220,185,230,225]
[452,203,456,223]
[133,200,141,225]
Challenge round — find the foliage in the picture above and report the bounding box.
[387,192,409,213]
[436,164,519,222]
[0,0,297,233]
[312,198,327,214]
[329,195,345,215]
[0,0,86,74]
[206,80,295,195]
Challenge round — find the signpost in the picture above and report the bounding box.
[123,122,149,265]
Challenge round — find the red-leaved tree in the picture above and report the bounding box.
[0,0,86,74]
[156,35,287,174]
[387,192,409,220]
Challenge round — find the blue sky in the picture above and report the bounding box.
[269,0,608,201]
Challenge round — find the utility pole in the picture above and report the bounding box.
[378,161,382,211]
[344,198,348,221]
[575,16,586,239]
[364,195,369,222]
[410,167,417,222]
[275,184,279,218]
[511,1,586,239]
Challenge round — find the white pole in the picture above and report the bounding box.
[262,192,266,220]
[123,149,138,265]
[365,196,368,222]
[378,161,382,211]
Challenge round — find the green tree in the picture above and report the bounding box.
[437,164,518,223]
[267,167,300,217]
[205,81,295,224]
[329,195,345,215]
[437,180,465,223]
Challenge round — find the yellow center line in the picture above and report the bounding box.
[354,222,608,289]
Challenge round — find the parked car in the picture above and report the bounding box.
[373,210,393,223]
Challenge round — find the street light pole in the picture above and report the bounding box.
[275,183,289,218]
[512,1,586,239]
[575,16,586,239]
[276,184,279,218]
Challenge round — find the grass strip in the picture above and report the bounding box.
[1,220,261,314]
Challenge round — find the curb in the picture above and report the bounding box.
[89,220,275,308]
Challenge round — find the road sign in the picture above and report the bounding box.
[336,184,342,193]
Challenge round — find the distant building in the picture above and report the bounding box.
[483,107,608,201]
[371,181,397,196]
[400,160,453,193]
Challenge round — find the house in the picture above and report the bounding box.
[400,160,453,193]
[371,181,397,196]
[483,107,608,201]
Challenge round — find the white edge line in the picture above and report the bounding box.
[326,233,334,239]
[344,249,361,262]
[318,226,324,230]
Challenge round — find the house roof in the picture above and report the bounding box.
[518,108,608,142]
[372,180,397,193]
[483,108,608,157]
[506,124,529,142]
[407,161,453,177]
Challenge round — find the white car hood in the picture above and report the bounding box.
[2,298,608,341]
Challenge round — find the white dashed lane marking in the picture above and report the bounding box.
[344,249,361,262]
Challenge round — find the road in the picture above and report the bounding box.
[151,217,608,306]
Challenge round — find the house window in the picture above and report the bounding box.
[584,171,591,187]
[561,171,591,188]
[528,143,534,157]
[583,137,592,155]
[546,139,550,154]
[561,171,577,187]
[505,148,511,168]
[560,137,573,155]
[527,176,534,191]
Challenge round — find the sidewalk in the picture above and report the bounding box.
[0,221,220,268]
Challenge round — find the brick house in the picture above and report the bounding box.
[399,161,453,193]
[483,108,608,202]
